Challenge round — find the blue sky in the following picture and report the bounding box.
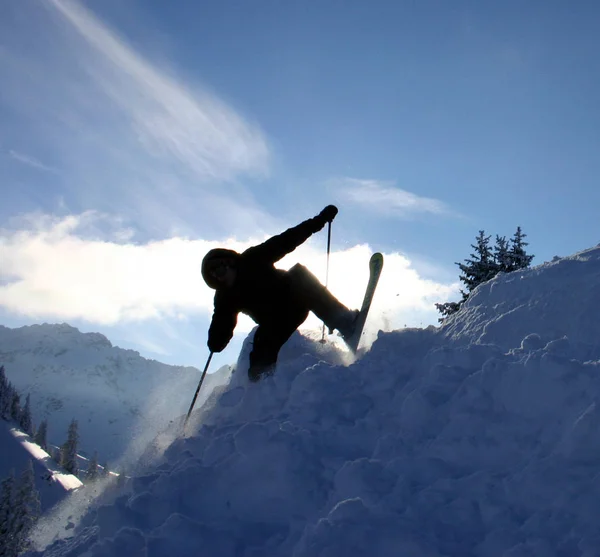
[1,0,599,370]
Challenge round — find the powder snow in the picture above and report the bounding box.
[28,245,600,557]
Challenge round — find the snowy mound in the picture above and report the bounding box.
[33,247,600,556]
[441,245,600,355]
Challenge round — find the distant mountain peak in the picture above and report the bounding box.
[0,323,231,461]
[1,322,113,349]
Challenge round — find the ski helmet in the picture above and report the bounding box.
[201,248,238,289]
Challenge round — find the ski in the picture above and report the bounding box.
[344,252,384,353]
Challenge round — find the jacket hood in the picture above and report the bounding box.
[201,248,239,289]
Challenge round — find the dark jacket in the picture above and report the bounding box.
[207,215,325,352]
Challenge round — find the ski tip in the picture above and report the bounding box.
[370,252,384,265]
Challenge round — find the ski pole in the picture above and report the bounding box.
[183,352,213,430]
[320,220,332,343]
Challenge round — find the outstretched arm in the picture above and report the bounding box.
[244,205,338,264]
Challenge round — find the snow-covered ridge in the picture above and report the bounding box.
[28,245,600,556]
[0,323,230,462]
[4,323,148,359]
[441,244,600,354]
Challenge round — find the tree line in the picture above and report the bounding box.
[0,367,34,440]
[0,461,41,556]
[0,365,117,555]
[0,366,109,480]
[436,226,534,321]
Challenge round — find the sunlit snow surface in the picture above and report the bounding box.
[32,246,600,556]
[10,429,83,492]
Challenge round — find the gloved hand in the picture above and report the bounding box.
[318,205,338,224]
[207,336,227,353]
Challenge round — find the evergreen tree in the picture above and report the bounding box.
[0,470,16,556]
[19,394,33,436]
[493,235,511,272]
[457,230,496,292]
[0,366,9,421]
[34,420,49,452]
[60,419,79,475]
[11,461,41,555]
[100,461,110,479]
[86,451,99,482]
[10,392,20,423]
[434,301,462,321]
[435,231,495,321]
[507,226,535,271]
[436,227,535,323]
[0,395,9,422]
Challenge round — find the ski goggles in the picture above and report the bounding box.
[206,258,236,278]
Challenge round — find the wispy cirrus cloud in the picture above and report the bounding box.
[7,150,59,174]
[47,0,269,183]
[0,0,272,238]
[333,178,457,219]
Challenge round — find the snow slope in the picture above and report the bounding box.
[0,324,231,462]
[31,245,600,556]
[0,421,81,514]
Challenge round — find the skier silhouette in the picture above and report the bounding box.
[202,205,358,381]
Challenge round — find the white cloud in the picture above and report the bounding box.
[0,213,458,332]
[334,178,456,218]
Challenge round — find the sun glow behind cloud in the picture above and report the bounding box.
[0,1,461,352]
[0,213,458,333]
